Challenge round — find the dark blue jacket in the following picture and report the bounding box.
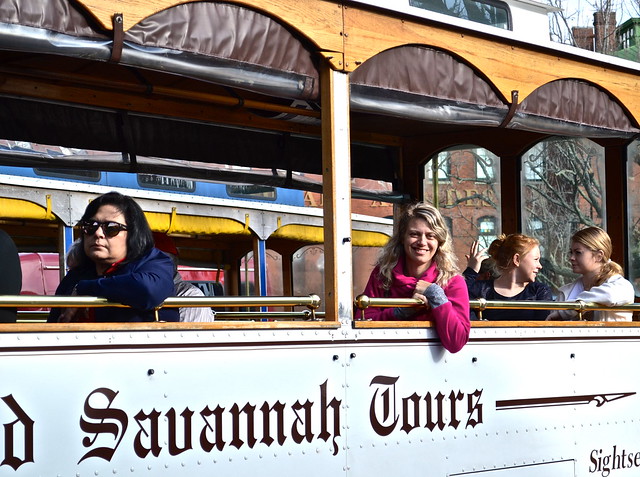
[48,248,179,323]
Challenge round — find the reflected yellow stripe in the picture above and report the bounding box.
[145,212,250,236]
[0,198,56,221]
[272,224,389,246]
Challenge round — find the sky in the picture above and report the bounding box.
[559,0,634,28]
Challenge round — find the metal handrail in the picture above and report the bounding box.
[2,294,323,322]
[215,310,326,320]
[1,295,321,308]
[354,295,640,320]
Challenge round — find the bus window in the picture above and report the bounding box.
[353,246,382,299]
[239,250,284,308]
[409,0,510,29]
[521,138,605,293]
[293,245,325,312]
[423,146,501,266]
[137,174,196,193]
[226,184,277,201]
[34,168,101,181]
[627,138,640,297]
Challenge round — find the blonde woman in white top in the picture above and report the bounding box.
[547,226,634,321]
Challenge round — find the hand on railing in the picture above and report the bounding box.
[354,295,640,322]
[3,294,323,323]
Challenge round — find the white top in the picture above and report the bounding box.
[550,274,635,322]
[179,284,216,323]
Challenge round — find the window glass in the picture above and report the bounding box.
[424,146,501,265]
[478,216,497,248]
[523,147,544,181]
[239,249,284,306]
[35,168,101,182]
[409,0,510,29]
[476,149,495,181]
[522,138,605,292]
[425,151,451,182]
[353,245,383,303]
[137,174,196,192]
[627,139,640,297]
[293,245,325,312]
[226,184,277,200]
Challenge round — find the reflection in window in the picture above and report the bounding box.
[138,174,196,192]
[409,0,510,29]
[523,148,545,181]
[478,216,497,249]
[475,149,495,181]
[627,139,640,297]
[239,249,284,306]
[425,152,451,182]
[522,138,605,292]
[423,146,501,263]
[35,168,101,182]
[353,246,384,305]
[443,216,454,236]
[526,217,545,254]
[227,184,277,200]
[293,245,325,312]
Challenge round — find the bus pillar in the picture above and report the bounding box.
[321,65,353,323]
[604,142,629,268]
[499,154,522,235]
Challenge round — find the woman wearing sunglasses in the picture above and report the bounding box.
[48,192,179,322]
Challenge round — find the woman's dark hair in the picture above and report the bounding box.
[79,191,154,264]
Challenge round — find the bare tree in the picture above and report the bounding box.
[548,0,581,44]
[522,138,605,289]
[547,0,625,54]
[424,138,606,292]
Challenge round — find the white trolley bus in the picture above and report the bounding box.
[1,1,640,476]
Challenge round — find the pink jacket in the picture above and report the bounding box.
[359,259,470,353]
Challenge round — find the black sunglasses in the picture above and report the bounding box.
[79,220,128,238]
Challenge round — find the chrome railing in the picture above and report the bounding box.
[354,295,640,321]
[8,294,640,323]
[3,294,322,322]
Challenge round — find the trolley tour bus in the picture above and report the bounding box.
[1,0,640,476]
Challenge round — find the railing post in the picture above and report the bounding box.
[59,224,74,280]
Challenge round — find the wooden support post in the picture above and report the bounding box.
[321,65,353,323]
[500,155,521,235]
[604,143,628,269]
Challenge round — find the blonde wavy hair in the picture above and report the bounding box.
[376,202,459,289]
[571,226,623,286]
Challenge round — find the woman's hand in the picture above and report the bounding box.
[57,286,89,322]
[465,240,488,272]
[413,280,431,307]
[546,311,559,321]
[58,307,82,322]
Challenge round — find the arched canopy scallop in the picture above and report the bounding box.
[510,79,639,138]
[350,45,509,127]
[349,46,639,139]
[0,0,320,100]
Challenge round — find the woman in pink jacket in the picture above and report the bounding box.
[360,202,470,353]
